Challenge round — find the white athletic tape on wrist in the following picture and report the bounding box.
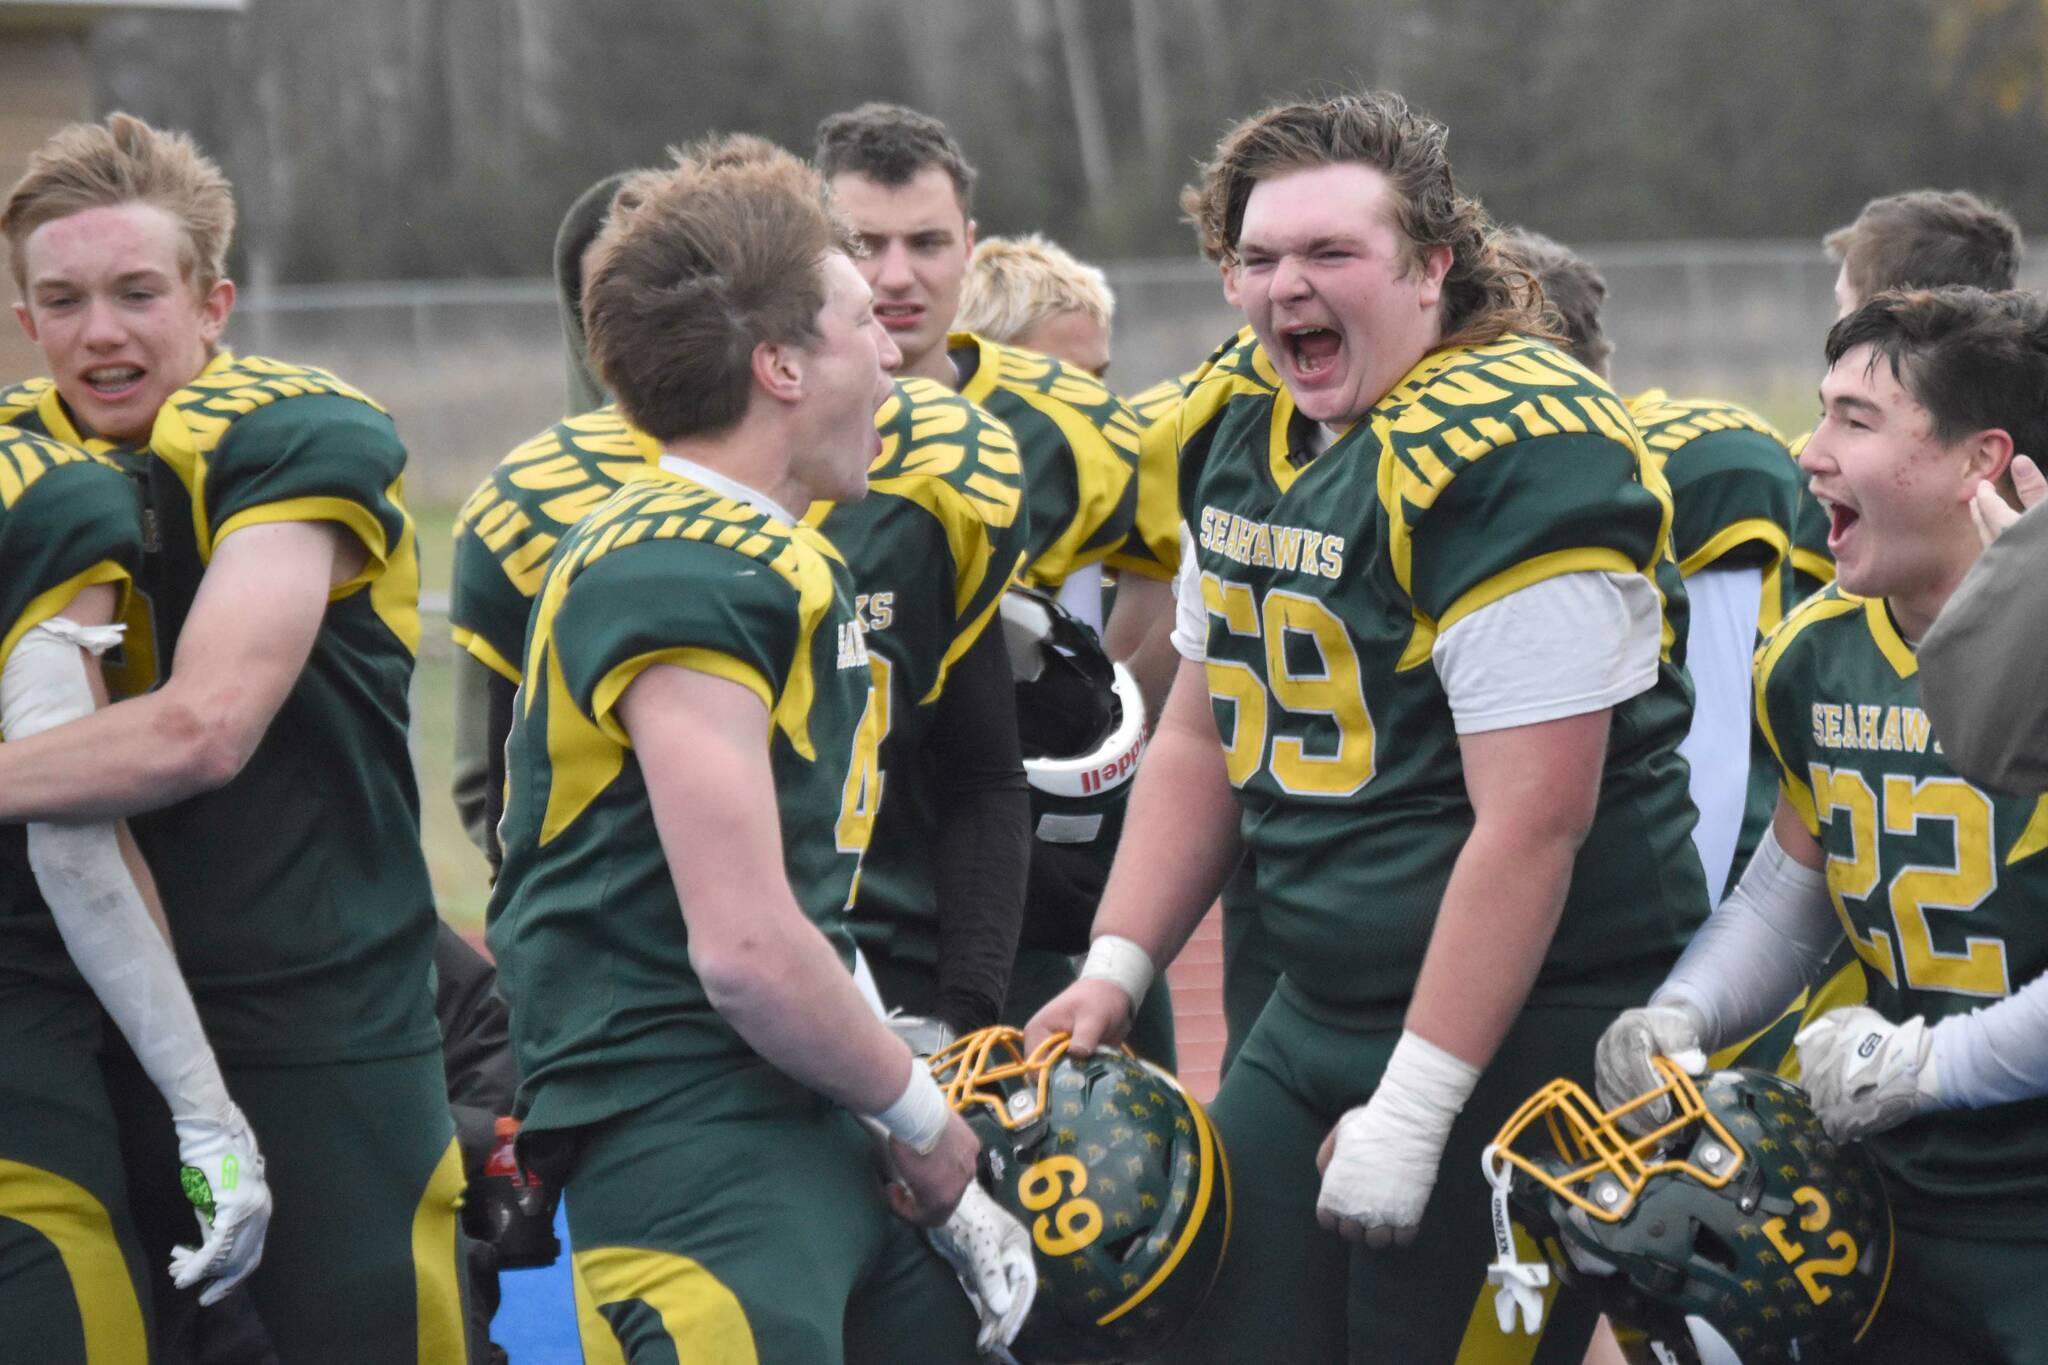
[874,1061,950,1155]
[1081,934,1155,1009]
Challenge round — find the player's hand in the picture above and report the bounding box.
[1023,978,1132,1057]
[884,1110,981,1227]
[1971,455,2044,546]
[1315,1031,1477,1248]
[1315,1094,1449,1248]
[1795,1007,1940,1142]
[169,1104,273,1306]
[1594,1003,1708,1135]
[926,1181,1037,1354]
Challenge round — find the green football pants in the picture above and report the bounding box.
[0,1025,150,1365]
[1163,983,1639,1365]
[1852,1220,2048,1364]
[111,1044,470,1364]
[559,1066,982,1365]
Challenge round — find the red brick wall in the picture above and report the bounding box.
[1165,904,1227,1104]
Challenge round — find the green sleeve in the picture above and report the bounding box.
[0,446,140,677]
[449,499,531,685]
[550,538,804,731]
[1402,431,1665,626]
[1663,429,1800,576]
[203,395,409,567]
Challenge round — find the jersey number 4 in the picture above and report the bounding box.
[1808,765,2009,998]
[1200,574,1376,797]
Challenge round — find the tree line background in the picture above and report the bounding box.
[82,0,2048,287]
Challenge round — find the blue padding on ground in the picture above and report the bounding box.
[492,1200,581,1364]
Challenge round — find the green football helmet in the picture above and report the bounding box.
[1490,1060,1893,1365]
[928,1027,1231,1364]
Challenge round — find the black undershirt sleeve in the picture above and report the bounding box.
[926,622,1032,1035]
[483,667,518,877]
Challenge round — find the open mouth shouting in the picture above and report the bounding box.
[1279,323,1343,386]
[1816,488,1861,557]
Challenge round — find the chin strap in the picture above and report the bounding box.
[1482,1144,1550,1335]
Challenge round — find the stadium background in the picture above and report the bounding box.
[10,0,2048,1096]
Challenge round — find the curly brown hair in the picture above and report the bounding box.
[1183,90,1554,351]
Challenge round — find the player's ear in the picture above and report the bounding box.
[1415,243,1453,309]
[13,300,37,345]
[198,278,235,347]
[1963,426,2015,499]
[752,338,806,404]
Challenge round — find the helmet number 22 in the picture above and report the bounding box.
[1760,1186,1859,1306]
[1018,1155,1104,1257]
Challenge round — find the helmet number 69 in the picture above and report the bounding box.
[1018,1154,1104,1257]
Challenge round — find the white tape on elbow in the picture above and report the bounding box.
[0,617,125,741]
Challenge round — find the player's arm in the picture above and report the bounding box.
[926,621,1032,1037]
[2,582,270,1303]
[1595,800,1840,1131]
[1101,573,1178,723]
[0,520,362,822]
[619,661,980,1223]
[1673,565,1765,896]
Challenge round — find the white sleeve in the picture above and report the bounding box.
[1055,568,1104,633]
[1675,566,1765,897]
[1430,571,1662,734]
[1929,971,2048,1110]
[1651,827,1841,1051]
[1170,522,1208,663]
[3,620,235,1126]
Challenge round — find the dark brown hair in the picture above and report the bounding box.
[1499,228,1612,375]
[813,103,977,212]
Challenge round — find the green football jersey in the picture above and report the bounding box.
[0,428,142,1044]
[1786,429,1835,601]
[1630,390,1802,887]
[488,468,880,1131]
[808,377,1029,974]
[449,405,663,685]
[1119,329,1257,582]
[0,354,439,1065]
[1178,333,1706,1012]
[950,331,1139,590]
[1757,587,2048,1236]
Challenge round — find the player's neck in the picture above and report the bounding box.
[1886,536,1982,644]
[659,415,804,524]
[900,341,960,389]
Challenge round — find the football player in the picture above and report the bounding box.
[486,143,1026,1363]
[1505,228,1802,898]
[1793,190,2024,599]
[452,142,1033,1047]
[1598,287,2048,1364]
[815,103,1140,635]
[1027,90,1708,1362]
[0,426,271,1361]
[0,116,465,1360]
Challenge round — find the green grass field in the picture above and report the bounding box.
[410,501,494,932]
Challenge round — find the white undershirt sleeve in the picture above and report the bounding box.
[1430,571,1662,733]
[1928,971,2048,1110]
[1055,568,1105,634]
[1171,522,1208,663]
[1675,566,1765,897]
[3,619,235,1126]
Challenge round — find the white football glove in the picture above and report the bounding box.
[169,1105,272,1306]
[926,1181,1036,1357]
[1594,1002,1708,1135]
[1315,1031,1478,1248]
[1795,1007,1941,1142]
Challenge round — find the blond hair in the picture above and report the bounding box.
[583,136,857,442]
[3,112,234,292]
[955,233,1114,344]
